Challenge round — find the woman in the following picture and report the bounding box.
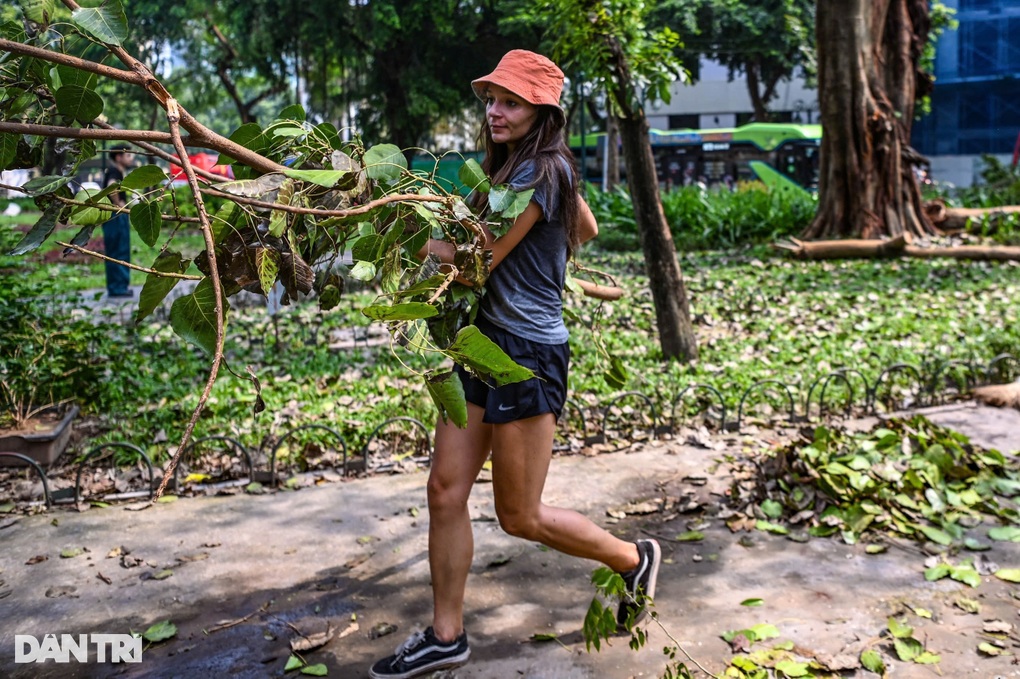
[369,50,661,679]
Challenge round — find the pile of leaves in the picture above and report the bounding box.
[728,415,1020,547]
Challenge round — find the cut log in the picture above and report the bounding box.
[575,278,624,301]
[775,235,908,259]
[925,203,1020,232]
[973,382,1020,410]
[775,235,1020,261]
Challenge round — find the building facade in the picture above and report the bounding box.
[912,0,1020,187]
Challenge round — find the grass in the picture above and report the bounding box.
[4,204,1019,465]
[2,211,206,292]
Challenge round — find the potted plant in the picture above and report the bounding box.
[0,277,104,467]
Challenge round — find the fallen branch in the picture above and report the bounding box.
[775,235,1020,261]
[926,202,1020,232]
[575,278,624,301]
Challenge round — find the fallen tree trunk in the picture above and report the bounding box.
[925,202,1020,232]
[775,236,1020,261]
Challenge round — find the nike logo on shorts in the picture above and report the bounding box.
[498,403,516,411]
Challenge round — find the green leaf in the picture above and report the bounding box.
[502,188,534,220]
[55,64,97,89]
[443,325,535,387]
[227,122,267,154]
[9,201,62,255]
[860,649,885,674]
[865,544,888,555]
[256,248,279,296]
[121,165,168,190]
[283,168,353,188]
[364,144,407,182]
[362,303,438,321]
[23,174,72,196]
[915,524,953,545]
[20,0,54,24]
[915,651,941,664]
[213,173,286,198]
[894,637,922,662]
[278,104,306,122]
[349,261,376,282]
[71,0,129,45]
[60,547,84,558]
[994,568,1020,583]
[169,278,226,355]
[136,251,187,324]
[755,520,789,535]
[130,200,162,247]
[774,660,808,677]
[487,185,514,213]
[675,531,705,542]
[68,189,110,226]
[949,565,981,588]
[978,642,1007,656]
[760,499,783,519]
[458,158,490,193]
[887,616,913,639]
[988,526,1020,542]
[142,620,177,643]
[284,655,304,671]
[425,370,467,429]
[55,85,103,123]
[740,598,764,607]
[747,623,780,641]
[0,133,17,169]
[924,563,951,581]
[300,664,327,676]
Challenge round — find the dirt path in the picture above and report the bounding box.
[1,403,1018,678]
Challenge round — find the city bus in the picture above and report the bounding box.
[570,122,822,191]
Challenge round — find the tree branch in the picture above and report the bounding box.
[0,121,188,146]
[152,98,227,502]
[0,38,142,85]
[54,241,203,278]
[200,189,454,219]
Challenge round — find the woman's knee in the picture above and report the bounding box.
[427,474,472,515]
[495,506,541,540]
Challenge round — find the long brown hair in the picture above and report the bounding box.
[470,107,582,254]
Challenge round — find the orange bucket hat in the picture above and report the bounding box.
[471,50,565,114]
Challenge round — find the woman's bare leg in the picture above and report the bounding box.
[489,413,639,572]
[428,403,492,642]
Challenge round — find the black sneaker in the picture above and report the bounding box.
[368,626,470,679]
[616,539,661,628]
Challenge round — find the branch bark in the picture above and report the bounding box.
[152,98,226,502]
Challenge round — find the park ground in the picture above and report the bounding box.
[1,402,1020,678]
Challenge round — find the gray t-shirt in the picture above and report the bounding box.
[479,159,569,344]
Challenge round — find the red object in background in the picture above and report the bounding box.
[1013,130,1019,168]
[169,153,234,182]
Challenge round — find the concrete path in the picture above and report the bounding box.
[1,403,1019,678]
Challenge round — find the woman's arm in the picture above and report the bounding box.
[577,196,598,244]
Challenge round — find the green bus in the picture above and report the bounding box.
[570,122,821,191]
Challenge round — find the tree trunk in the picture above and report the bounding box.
[605,114,620,190]
[618,113,698,362]
[803,0,935,240]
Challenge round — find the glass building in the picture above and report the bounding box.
[913,0,1020,176]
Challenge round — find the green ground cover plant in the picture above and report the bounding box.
[2,243,1016,470]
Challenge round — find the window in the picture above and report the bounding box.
[959,20,1000,76]
[667,114,699,130]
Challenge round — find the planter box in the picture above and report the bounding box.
[0,405,80,468]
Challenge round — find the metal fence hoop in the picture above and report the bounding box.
[73,442,153,505]
[804,372,856,420]
[869,363,925,413]
[176,435,254,490]
[600,391,658,444]
[269,424,350,486]
[361,417,432,472]
[670,384,727,432]
[986,353,1020,385]
[554,398,588,451]
[736,379,797,431]
[0,453,52,509]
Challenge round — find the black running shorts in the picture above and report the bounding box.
[454,318,570,424]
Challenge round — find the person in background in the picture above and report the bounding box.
[368,49,661,679]
[102,145,134,298]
